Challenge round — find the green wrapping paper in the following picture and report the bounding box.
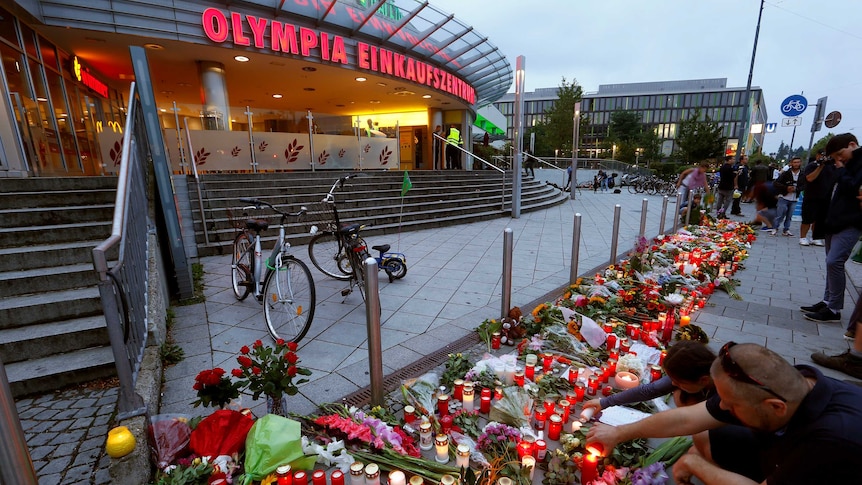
[240,414,317,485]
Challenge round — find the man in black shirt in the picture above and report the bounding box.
[730,155,749,215]
[798,151,835,246]
[713,156,737,218]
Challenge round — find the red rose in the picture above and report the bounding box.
[287,342,298,351]
[231,368,243,377]
[252,366,262,375]
[253,340,263,349]
[237,356,253,368]
[287,366,298,377]
[240,346,250,355]
[213,367,225,376]
[286,352,298,364]
[193,382,202,390]
[276,338,285,346]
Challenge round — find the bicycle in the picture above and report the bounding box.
[230,198,316,343]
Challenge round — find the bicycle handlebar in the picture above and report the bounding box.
[237,198,306,219]
[324,173,364,203]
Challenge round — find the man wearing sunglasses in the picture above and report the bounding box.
[586,342,862,484]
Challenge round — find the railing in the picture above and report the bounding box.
[434,133,506,211]
[184,117,211,246]
[92,83,148,420]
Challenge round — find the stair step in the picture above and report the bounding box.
[0,286,102,329]
[0,221,112,248]
[0,262,97,297]
[0,204,115,228]
[5,346,115,397]
[0,189,116,209]
[0,240,110,272]
[0,315,108,363]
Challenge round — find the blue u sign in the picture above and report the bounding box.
[781,95,808,117]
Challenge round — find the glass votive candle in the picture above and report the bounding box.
[312,470,326,485]
[535,439,547,460]
[491,332,501,349]
[542,352,554,372]
[609,348,620,361]
[524,363,535,381]
[607,358,617,374]
[434,434,450,463]
[548,414,563,440]
[650,365,663,382]
[602,385,613,397]
[517,438,534,459]
[570,420,582,433]
[521,455,536,480]
[659,350,668,365]
[461,384,475,412]
[293,470,308,485]
[557,400,571,422]
[587,375,599,396]
[456,443,470,469]
[619,337,631,354]
[574,381,586,401]
[349,463,364,485]
[331,470,344,485]
[452,379,464,401]
[439,414,453,433]
[364,464,380,485]
[599,364,610,384]
[480,394,491,413]
[525,353,538,367]
[607,333,618,349]
[388,471,406,485]
[603,322,613,333]
[419,422,433,450]
[276,465,293,485]
[514,370,525,386]
[630,323,641,341]
[533,408,547,430]
[403,405,416,425]
[543,396,556,414]
[566,391,578,411]
[437,394,450,416]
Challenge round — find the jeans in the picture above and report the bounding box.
[774,198,797,232]
[714,189,733,216]
[823,226,862,312]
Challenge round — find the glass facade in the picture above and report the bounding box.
[494,79,767,159]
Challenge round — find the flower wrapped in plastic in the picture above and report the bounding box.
[240,414,316,485]
[488,386,533,429]
[189,409,254,459]
[148,414,192,470]
[400,372,439,417]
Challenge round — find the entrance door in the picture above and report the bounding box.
[10,92,44,174]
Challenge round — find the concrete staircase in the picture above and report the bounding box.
[0,177,118,396]
[185,170,569,256]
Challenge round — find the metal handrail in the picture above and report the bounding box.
[184,117,210,245]
[92,82,148,419]
[433,133,506,211]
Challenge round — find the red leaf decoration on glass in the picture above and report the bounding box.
[363,143,371,153]
[110,140,123,166]
[284,139,305,164]
[318,150,330,165]
[195,148,210,165]
[258,140,268,152]
[338,148,346,158]
[231,146,241,157]
[379,146,392,165]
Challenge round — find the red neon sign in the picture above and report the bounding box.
[200,8,475,104]
[72,56,109,98]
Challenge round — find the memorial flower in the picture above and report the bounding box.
[231,338,311,416]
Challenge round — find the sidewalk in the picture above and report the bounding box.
[14,190,856,483]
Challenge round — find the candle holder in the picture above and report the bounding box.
[349,463,364,485]
[607,333,618,349]
[533,408,547,430]
[418,422,433,450]
[461,384,475,412]
[614,371,640,390]
[388,470,406,485]
[619,337,631,354]
[557,400,571,422]
[607,357,617,375]
[437,394,450,416]
[480,395,491,414]
[403,405,416,425]
[331,470,344,485]
[524,363,535,381]
[574,382,586,401]
[293,470,308,485]
[521,455,536,480]
[535,439,547,460]
[456,443,470,469]
[650,365,663,382]
[587,375,599,396]
[491,332,501,349]
[513,370,525,387]
[435,434,450,463]
[452,379,464,401]
[516,440,532,459]
[548,414,563,440]
[542,352,554,373]
[276,465,292,485]
[364,464,380,485]
[312,470,326,485]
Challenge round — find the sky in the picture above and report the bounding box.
[429,0,862,155]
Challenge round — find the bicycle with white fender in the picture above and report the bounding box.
[230,198,316,343]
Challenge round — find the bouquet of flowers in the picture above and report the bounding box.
[231,339,311,415]
[192,367,241,408]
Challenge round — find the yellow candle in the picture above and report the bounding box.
[680,315,691,326]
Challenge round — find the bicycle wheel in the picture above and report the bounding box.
[308,232,351,281]
[263,256,316,343]
[231,232,252,300]
[383,259,407,281]
[353,250,369,303]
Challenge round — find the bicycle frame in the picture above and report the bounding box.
[238,199,304,299]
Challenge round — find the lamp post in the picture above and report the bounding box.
[736,0,765,163]
[570,101,580,200]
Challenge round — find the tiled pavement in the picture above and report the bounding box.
[13,182,859,483]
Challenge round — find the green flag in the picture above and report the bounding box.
[401,171,412,197]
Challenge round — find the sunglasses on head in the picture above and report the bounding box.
[719,342,786,402]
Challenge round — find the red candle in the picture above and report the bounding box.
[581,453,599,485]
[533,409,547,430]
[607,358,617,374]
[311,470,326,485]
[276,465,293,485]
[603,322,613,333]
[542,352,554,372]
[650,365,663,382]
[630,324,641,341]
[543,397,556,415]
[480,395,491,413]
[548,414,563,440]
[481,387,492,399]
[600,364,610,383]
[524,363,535,381]
[574,382,586,401]
[403,405,416,425]
[607,333,617,349]
[514,370,525,387]
[557,401,571,423]
[452,379,464,401]
[661,313,675,344]
[491,332,501,349]
[293,471,308,485]
[587,375,599,396]
[437,394,450,416]
[619,337,631,354]
[602,385,613,397]
[330,470,344,485]
[516,440,532,459]
[609,348,620,361]
[535,439,547,460]
[439,414,453,433]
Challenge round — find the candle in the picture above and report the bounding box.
[409,477,423,485]
[293,471,308,485]
[661,312,675,344]
[579,407,595,423]
[587,375,599,396]
[570,420,582,433]
[525,353,538,366]
[535,439,547,460]
[331,470,344,485]
[388,471,406,485]
[504,362,516,385]
[533,408,547,430]
[600,364,610,383]
[456,443,470,468]
[557,400,571,422]
[650,365,663,382]
[602,385,613,397]
[452,379,464,401]
[574,382,586,401]
[439,414,453,433]
[608,348,619,361]
[516,440,532,459]
[630,323,641,341]
[607,333,617,349]
[521,455,536,480]
[480,395,491,413]
[524,363,535,381]
[312,470,326,485]
[495,386,503,401]
[614,371,640,390]
[491,331,501,349]
[543,396,556,415]
[680,315,691,326]
[277,465,293,485]
[514,370,525,386]
[419,422,433,450]
[619,337,631,354]
[439,475,456,485]
[435,434,450,463]
[659,350,668,365]
[403,405,416,425]
[349,463,364,485]
[602,322,613,333]
[542,352,554,372]
[607,358,617,374]
[462,384,475,412]
[548,414,563,440]
[364,464,380,485]
[496,479,513,485]
[580,453,599,485]
[437,394,450,416]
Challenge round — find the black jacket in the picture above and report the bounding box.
[773,168,806,197]
[825,148,862,233]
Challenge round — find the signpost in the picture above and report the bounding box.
[825,111,842,129]
[781,118,802,127]
[780,94,808,117]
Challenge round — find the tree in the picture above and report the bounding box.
[604,111,664,166]
[675,109,726,164]
[528,77,584,157]
[810,132,835,158]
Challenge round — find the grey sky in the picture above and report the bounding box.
[430,0,861,155]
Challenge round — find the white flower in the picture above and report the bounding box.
[664,293,684,306]
[617,353,646,377]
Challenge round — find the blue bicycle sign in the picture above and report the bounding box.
[780,95,808,117]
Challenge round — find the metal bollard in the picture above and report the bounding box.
[639,198,649,239]
[685,190,695,226]
[609,204,621,265]
[570,213,582,284]
[659,196,669,235]
[673,192,682,233]
[364,258,384,406]
[501,228,513,319]
[0,360,38,484]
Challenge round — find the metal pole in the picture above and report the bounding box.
[685,190,695,226]
[501,228,513,319]
[570,213,582,284]
[364,258,384,406]
[673,192,682,233]
[609,205,621,265]
[0,360,38,484]
[246,105,257,173]
[639,198,649,239]
[512,56,526,218]
[184,116,210,245]
[172,101,186,174]
[307,110,316,171]
[735,0,765,164]
[395,121,401,171]
[659,195,669,234]
[570,102,581,200]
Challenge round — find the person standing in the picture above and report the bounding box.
[523,149,535,178]
[713,156,736,218]
[445,125,462,170]
[802,133,862,323]
[799,151,835,246]
[676,161,709,204]
[773,157,805,236]
[746,159,770,202]
[730,155,749,216]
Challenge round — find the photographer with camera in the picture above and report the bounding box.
[798,150,836,246]
[773,157,806,236]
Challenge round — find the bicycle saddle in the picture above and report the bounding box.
[372,244,390,253]
[245,219,269,232]
[338,223,361,235]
